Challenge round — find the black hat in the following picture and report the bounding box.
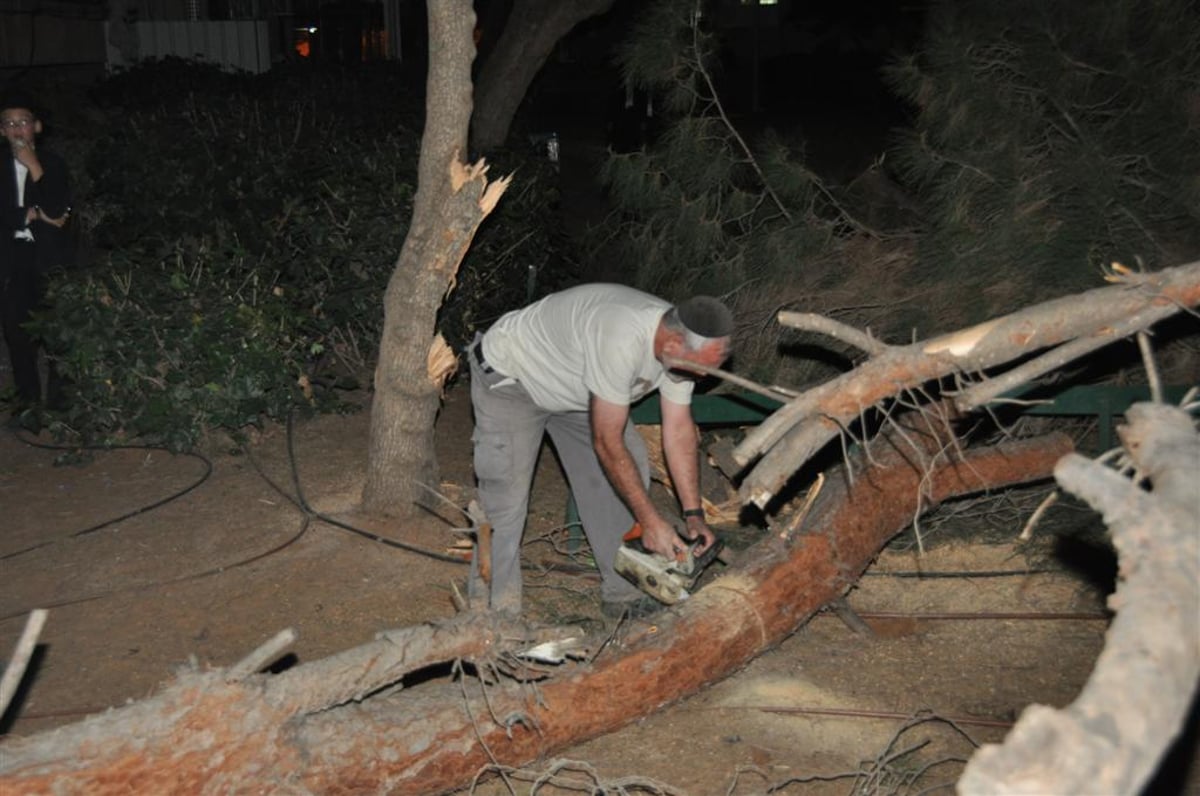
[0,87,39,116]
[677,296,734,338]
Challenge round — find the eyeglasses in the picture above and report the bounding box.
[1,118,34,130]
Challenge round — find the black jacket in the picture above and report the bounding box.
[0,147,72,276]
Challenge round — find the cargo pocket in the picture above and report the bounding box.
[472,428,516,491]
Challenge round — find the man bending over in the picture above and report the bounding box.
[466,283,734,618]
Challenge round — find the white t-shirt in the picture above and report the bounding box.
[482,284,694,412]
[13,159,33,241]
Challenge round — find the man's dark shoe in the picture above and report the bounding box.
[601,596,663,620]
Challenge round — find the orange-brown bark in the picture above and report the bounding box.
[0,432,1072,794]
[293,432,1073,794]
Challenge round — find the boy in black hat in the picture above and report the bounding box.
[465,283,735,618]
[1,87,72,419]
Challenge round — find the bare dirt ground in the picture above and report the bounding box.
[3,383,1197,794]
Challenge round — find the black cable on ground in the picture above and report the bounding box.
[0,431,214,561]
[695,703,1016,730]
[863,568,1066,579]
[0,516,312,624]
[14,401,1070,627]
[270,409,595,572]
[816,609,1110,622]
[0,417,325,623]
[0,403,569,629]
[239,411,468,565]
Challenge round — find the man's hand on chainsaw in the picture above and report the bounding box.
[638,514,715,561]
[639,515,692,561]
[682,514,716,553]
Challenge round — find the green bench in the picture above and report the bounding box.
[564,383,1191,530]
[1002,384,1191,451]
[630,383,1190,451]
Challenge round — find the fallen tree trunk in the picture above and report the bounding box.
[0,428,1073,793]
[8,263,1192,792]
[0,611,535,792]
[292,433,1073,794]
[959,402,1200,795]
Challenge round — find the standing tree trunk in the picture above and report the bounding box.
[362,0,510,516]
[470,0,616,153]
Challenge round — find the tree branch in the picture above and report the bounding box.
[960,403,1200,794]
[735,261,1200,508]
[776,311,891,356]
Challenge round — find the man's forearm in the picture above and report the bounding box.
[661,409,702,513]
[660,401,717,550]
[591,394,686,558]
[594,435,660,526]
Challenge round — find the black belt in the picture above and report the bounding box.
[471,341,494,374]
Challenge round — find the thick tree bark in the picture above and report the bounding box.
[470,0,616,153]
[0,612,538,793]
[0,430,1072,794]
[292,432,1072,794]
[959,403,1200,795]
[362,0,510,516]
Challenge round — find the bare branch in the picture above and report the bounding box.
[226,628,297,683]
[1136,330,1163,403]
[0,609,48,718]
[736,261,1200,508]
[661,355,798,400]
[953,301,1179,412]
[1017,490,1059,541]
[687,3,792,224]
[777,311,891,356]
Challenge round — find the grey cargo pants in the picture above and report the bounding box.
[468,337,647,614]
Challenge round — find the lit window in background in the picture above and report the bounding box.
[294,26,317,58]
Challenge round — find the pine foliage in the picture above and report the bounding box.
[885,0,1200,327]
[596,0,902,385]
[596,0,1197,387]
[607,1,847,294]
[600,4,844,295]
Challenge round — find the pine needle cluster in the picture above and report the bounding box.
[606,0,854,296]
[593,0,1197,388]
[885,0,1200,328]
[596,0,879,386]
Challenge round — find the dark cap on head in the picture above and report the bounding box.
[677,296,734,338]
[0,87,39,116]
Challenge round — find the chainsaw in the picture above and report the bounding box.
[613,522,725,604]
